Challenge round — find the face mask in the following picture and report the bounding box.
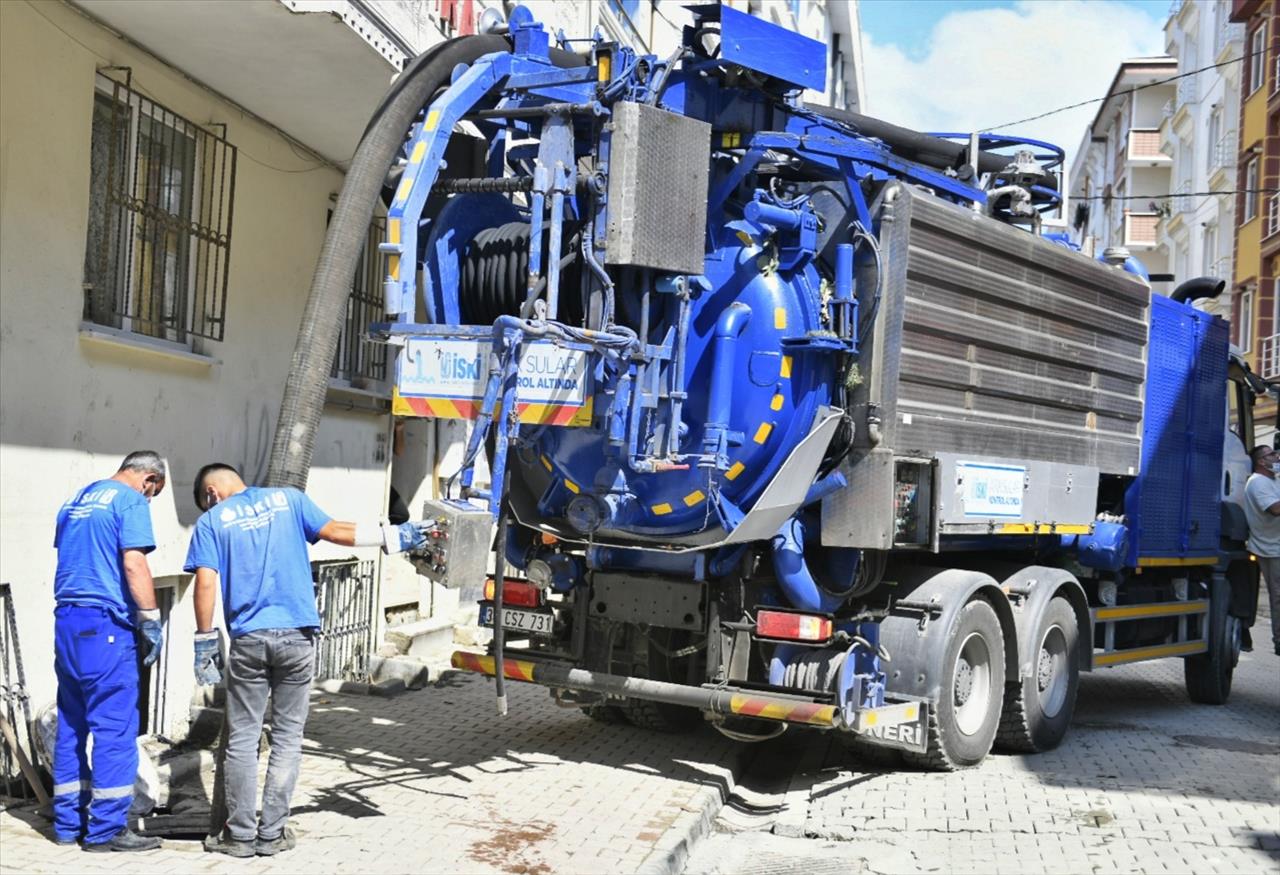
[1271,462,1280,474]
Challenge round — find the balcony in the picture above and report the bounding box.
[1123,212,1160,249]
[1262,335,1280,380]
[1211,131,1237,172]
[1215,19,1243,59]
[1125,128,1170,166]
[1210,255,1233,282]
[1176,74,1198,109]
[1172,179,1195,215]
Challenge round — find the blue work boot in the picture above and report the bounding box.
[82,827,161,853]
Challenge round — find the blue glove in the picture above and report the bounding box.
[138,610,163,667]
[382,521,430,554]
[193,630,224,686]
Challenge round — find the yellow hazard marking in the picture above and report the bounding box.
[424,110,441,131]
[863,711,878,727]
[1136,556,1218,567]
[725,461,746,481]
[563,479,580,494]
[409,141,427,164]
[395,175,414,203]
[651,502,673,516]
[998,523,1092,535]
[1094,600,1208,621]
[540,454,553,471]
[774,307,787,330]
[388,219,401,244]
[736,230,754,247]
[683,490,705,507]
[753,422,773,444]
[770,393,785,411]
[1093,640,1206,667]
[905,705,918,720]
[597,55,611,82]
[780,356,793,379]
[721,132,740,148]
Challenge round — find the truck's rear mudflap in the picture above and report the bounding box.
[450,650,928,752]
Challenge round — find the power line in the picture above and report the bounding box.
[1074,188,1280,201]
[980,48,1261,133]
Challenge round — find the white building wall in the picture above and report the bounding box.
[0,0,389,738]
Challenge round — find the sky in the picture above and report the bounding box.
[856,0,1172,170]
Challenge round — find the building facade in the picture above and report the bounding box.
[1230,0,1280,446]
[0,0,862,742]
[1068,57,1179,294]
[1160,0,1244,323]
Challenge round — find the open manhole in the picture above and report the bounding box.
[1173,735,1280,756]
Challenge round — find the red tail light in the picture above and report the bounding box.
[756,609,833,643]
[484,578,541,608]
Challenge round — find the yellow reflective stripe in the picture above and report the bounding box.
[770,393,784,411]
[651,502,673,516]
[725,461,745,481]
[1094,600,1209,621]
[735,230,754,247]
[774,307,787,330]
[1136,556,1218,567]
[998,523,1092,535]
[409,141,427,164]
[683,490,705,507]
[563,479,580,494]
[753,422,773,444]
[424,109,441,131]
[540,454,553,471]
[395,175,413,203]
[1093,640,1206,667]
[780,356,793,379]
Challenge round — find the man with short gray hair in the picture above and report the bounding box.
[52,451,167,852]
[1244,445,1280,656]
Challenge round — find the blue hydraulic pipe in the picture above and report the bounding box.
[834,242,853,338]
[526,190,545,299]
[771,515,846,613]
[744,199,805,230]
[703,303,752,459]
[800,471,847,508]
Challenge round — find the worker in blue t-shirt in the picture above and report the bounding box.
[184,463,427,858]
[52,451,167,853]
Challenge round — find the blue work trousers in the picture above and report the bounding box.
[52,604,139,845]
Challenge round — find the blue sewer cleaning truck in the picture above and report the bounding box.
[349,4,1263,769]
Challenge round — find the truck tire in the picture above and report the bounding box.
[620,628,703,732]
[620,697,702,732]
[903,598,1006,771]
[1185,577,1239,705]
[581,703,629,725]
[996,596,1079,753]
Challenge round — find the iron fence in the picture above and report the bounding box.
[331,216,389,385]
[83,69,236,343]
[313,559,377,682]
[0,583,34,797]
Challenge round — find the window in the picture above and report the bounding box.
[1203,223,1218,276]
[331,214,389,387]
[1249,24,1267,94]
[83,72,236,344]
[1206,107,1221,173]
[1245,156,1260,221]
[1240,287,1254,353]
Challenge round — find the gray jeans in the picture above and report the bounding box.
[224,628,315,842]
[1257,556,1280,647]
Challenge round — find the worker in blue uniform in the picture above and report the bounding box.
[52,451,167,852]
[185,463,427,857]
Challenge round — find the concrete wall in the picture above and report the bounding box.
[0,1,390,737]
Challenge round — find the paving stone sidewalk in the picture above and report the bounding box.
[0,672,738,874]
[687,642,1280,875]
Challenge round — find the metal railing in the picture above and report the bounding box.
[83,70,236,343]
[1211,131,1236,174]
[1172,179,1195,214]
[1216,19,1243,56]
[332,216,389,386]
[1177,73,1198,107]
[314,559,377,682]
[0,583,34,796]
[1261,334,1280,380]
[1210,255,1233,281]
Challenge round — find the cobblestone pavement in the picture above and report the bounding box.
[686,642,1280,875]
[0,672,738,874]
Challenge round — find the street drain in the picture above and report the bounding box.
[1173,735,1280,756]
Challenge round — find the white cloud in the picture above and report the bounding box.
[862,1,1167,170]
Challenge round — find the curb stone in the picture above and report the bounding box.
[636,742,750,875]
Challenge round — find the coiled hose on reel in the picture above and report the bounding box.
[459,221,584,324]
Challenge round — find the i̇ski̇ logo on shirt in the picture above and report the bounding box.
[218,491,291,532]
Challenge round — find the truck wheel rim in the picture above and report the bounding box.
[1037,624,1069,718]
[954,631,992,736]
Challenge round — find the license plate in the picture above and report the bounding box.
[853,701,929,753]
[479,604,554,635]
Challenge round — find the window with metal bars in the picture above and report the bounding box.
[83,71,236,344]
[330,214,389,387]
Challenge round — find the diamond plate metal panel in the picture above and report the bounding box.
[605,102,710,274]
